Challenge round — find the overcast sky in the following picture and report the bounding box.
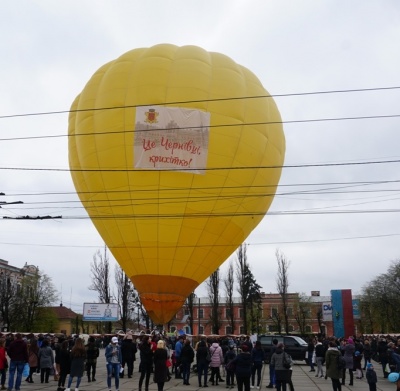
[1,1,399,314]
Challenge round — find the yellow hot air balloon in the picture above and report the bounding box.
[68,44,285,324]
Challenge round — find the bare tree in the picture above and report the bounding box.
[270,309,283,334]
[115,265,137,331]
[224,261,235,334]
[236,244,249,334]
[293,294,312,337]
[207,269,222,334]
[236,243,262,335]
[13,271,58,331]
[0,271,16,330]
[185,292,196,334]
[276,249,290,334]
[89,246,112,332]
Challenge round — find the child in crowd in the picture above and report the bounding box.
[365,363,377,391]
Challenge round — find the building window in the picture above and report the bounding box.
[170,326,176,333]
[226,308,232,319]
[239,308,244,319]
[226,326,232,335]
[184,308,190,315]
[198,309,204,319]
[271,307,278,317]
[199,325,204,334]
[287,307,293,317]
[305,325,312,333]
[239,326,245,334]
[184,326,190,334]
[268,325,279,332]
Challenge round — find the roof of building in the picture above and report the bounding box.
[49,305,78,319]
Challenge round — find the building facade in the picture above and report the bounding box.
[0,259,39,331]
[169,292,336,337]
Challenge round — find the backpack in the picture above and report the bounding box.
[337,354,346,370]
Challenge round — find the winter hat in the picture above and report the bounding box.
[367,363,373,369]
[347,338,354,344]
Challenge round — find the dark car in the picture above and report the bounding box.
[257,335,308,363]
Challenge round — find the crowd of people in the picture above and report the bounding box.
[302,334,400,391]
[1,332,400,391]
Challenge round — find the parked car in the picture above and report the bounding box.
[257,335,308,363]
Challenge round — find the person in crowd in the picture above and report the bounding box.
[85,336,99,382]
[325,341,342,391]
[224,345,237,389]
[196,339,209,387]
[366,362,377,391]
[153,340,168,391]
[315,339,325,378]
[265,338,278,389]
[243,337,253,352]
[363,339,372,370]
[0,338,7,391]
[174,336,184,379]
[354,350,363,379]
[120,331,137,379]
[307,337,315,372]
[229,344,253,391]
[376,337,389,379]
[342,338,355,386]
[149,336,157,352]
[209,339,224,386]
[270,343,293,391]
[57,340,71,391]
[65,337,86,391]
[7,333,28,391]
[138,336,154,391]
[54,337,64,383]
[105,336,122,391]
[26,338,38,383]
[181,339,195,385]
[38,339,54,384]
[251,341,264,389]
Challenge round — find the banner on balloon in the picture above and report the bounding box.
[134,106,210,174]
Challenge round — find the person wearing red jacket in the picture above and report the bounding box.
[7,333,28,391]
[0,338,7,390]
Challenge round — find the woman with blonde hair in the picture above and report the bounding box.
[153,340,168,391]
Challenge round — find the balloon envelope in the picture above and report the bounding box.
[68,44,285,323]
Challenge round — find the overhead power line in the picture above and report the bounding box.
[1,85,400,120]
[1,113,400,142]
[0,158,399,173]
[0,232,399,249]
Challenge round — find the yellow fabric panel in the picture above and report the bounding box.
[68,44,285,323]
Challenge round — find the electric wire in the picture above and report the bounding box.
[1,85,400,120]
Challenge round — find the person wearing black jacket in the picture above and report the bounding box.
[231,344,252,391]
[225,346,237,388]
[7,333,28,391]
[376,338,389,379]
[180,339,195,385]
[121,332,137,378]
[138,336,154,391]
[85,336,99,382]
[196,340,210,388]
[315,339,326,378]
